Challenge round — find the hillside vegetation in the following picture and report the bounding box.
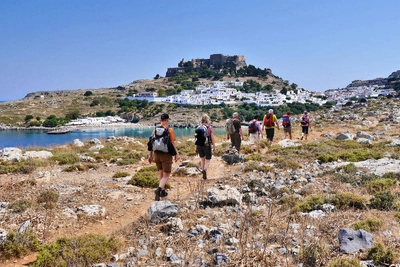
[0,72,331,128]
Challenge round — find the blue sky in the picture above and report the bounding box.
[1,0,399,101]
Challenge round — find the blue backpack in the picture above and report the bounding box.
[282,115,291,128]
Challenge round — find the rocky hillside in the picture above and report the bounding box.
[0,73,288,127]
[1,97,400,266]
[346,70,400,89]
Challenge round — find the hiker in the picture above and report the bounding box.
[300,111,311,140]
[226,112,244,153]
[282,112,292,140]
[195,114,216,180]
[149,113,179,201]
[262,109,279,145]
[248,115,263,153]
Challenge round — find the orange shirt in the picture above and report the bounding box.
[160,121,176,142]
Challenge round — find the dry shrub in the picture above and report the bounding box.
[112,171,130,178]
[300,240,329,267]
[32,234,121,267]
[50,152,80,165]
[365,243,396,266]
[369,191,396,211]
[366,178,396,194]
[0,229,40,259]
[268,156,300,170]
[127,165,170,189]
[352,218,383,232]
[9,198,32,213]
[243,160,274,173]
[328,257,360,267]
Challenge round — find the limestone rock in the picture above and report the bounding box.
[339,228,374,253]
[207,185,242,205]
[76,204,106,217]
[221,147,244,164]
[278,139,301,148]
[72,139,84,147]
[0,147,22,161]
[148,200,178,223]
[336,131,355,140]
[22,150,53,159]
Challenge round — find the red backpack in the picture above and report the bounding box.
[263,114,274,127]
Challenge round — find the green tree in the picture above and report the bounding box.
[96,111,106,117]
[154,74,160,80]
[84,91,93,96]
[90,99,100,107]
[24,115,34,123]
[42,115,58,127]
[263,84,273,92]
[65,110,80,120]
[158,88,165,96]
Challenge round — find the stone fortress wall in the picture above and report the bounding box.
[166,54,247,77]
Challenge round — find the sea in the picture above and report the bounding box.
[0,127,226,149]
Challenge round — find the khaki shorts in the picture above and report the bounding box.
[283,127,292,133]
[154,152,173,173]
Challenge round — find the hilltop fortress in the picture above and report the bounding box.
[165,54,247,77]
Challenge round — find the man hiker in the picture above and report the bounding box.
[195,114,216,180]
[226,112,244,153]
[248,115,262,153]
[149,113,179,201]
[262,109,279,145]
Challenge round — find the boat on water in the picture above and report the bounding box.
[47,128,71,134]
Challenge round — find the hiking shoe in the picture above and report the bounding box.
[202,170,207,180]
[160,189,168,197]
[301,136,303,140]
[155,187,161,201]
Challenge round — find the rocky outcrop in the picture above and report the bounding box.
[0,148,53,161]
[148,201,179,223]
[339,228,374,253]
[345,69,400,88]
[221,147,244,164]
[336,131,355,140]
[207,185,242,205]
[389,70,400,78]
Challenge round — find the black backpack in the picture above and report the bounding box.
[194,125,210,146]
[301,115,309,126]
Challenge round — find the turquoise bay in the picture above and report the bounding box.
[0,127,226,149]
